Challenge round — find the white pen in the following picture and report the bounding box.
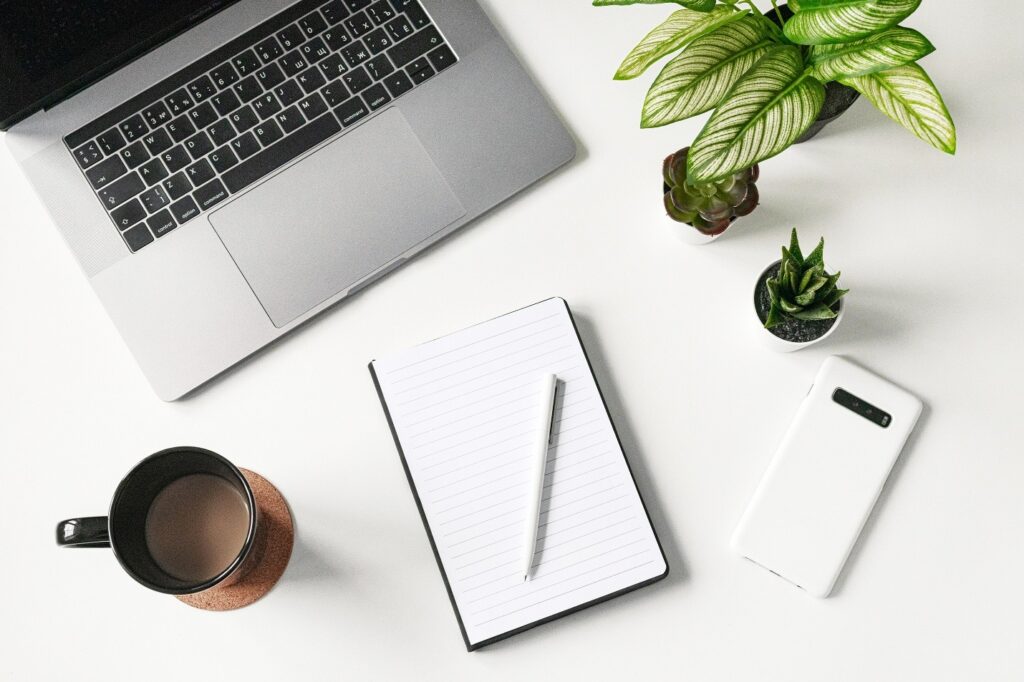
[521,373,559,582]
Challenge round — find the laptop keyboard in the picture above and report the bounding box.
[64,0,457,254]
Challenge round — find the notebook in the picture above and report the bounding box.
[369,298,668,650]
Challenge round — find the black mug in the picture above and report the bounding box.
[57,446,261,595]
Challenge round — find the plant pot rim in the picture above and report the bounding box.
[754,258,845,348]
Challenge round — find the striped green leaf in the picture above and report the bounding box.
[808,27,934,81]
[594,0,716,10]
[841,63,956,154]
[642,16,774,127]
[687,47,825,183]
[785,0,921,45]
[614,7,748,80]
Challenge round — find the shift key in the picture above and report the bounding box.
[387,26,442,67]
[98,172,145,209]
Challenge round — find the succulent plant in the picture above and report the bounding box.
[663,146,758,235]
[765,228,848,329]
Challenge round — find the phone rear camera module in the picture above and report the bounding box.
[833,388,891,428]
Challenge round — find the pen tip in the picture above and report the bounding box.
[523,574,529,583]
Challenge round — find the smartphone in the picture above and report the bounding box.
[731,356,923,597]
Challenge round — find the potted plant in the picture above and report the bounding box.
[597,0,956,235]
[663,146,759,243]
[755,228,848,351]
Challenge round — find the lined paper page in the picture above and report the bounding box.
[371,298,666,647]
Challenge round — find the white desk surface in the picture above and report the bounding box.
[2,2,1022,680]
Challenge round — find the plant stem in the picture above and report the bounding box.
[770,0,784,25]
[743,0,764,16]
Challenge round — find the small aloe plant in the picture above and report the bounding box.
[765,228,848,328]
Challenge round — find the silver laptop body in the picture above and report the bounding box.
[5,0,575,400]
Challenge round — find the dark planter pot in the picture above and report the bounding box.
[770,4,860,144]
[754,260,845,351]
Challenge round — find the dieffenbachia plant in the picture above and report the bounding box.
[595,0,956,183]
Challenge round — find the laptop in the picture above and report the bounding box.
[1,0,575,400]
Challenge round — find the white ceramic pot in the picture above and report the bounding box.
[754,260,846,352]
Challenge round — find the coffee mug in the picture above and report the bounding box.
[57,446,261,595]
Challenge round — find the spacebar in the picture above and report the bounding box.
[223,113,342,194]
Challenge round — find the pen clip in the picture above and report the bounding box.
[547,382,558,445]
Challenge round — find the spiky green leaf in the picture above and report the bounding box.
[785,0,921,45]
[791,303,839,321]
[821,287,849,306]
[807,27,934,82]
[594,0,716,10]
[687,47,825,183]
[641,17,773,127]
[804,237,825,266]
[788,228,802,263]
[841,63,956,154]
[614,7,748,80]
[765,302,785,329]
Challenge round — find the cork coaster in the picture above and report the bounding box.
[177,469,293,611]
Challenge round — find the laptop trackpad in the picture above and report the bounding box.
[209,109,466,327]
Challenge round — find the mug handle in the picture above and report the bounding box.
[56,517,110,548]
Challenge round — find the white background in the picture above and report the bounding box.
[2,1,1022,680]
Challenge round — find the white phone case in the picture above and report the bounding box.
[731,356,923,597]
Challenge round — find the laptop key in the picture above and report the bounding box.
[165,89,194,116]
[297,67,328,94]
[404,1,430,29]
[184,131,215,160]
[320,0,349,24]
[252,93,283,120]
[169,195,201,225]
[275,80,305,107]
[298,92,329,120]
[193,179,229,210]
[230,105,260,133]
[138,157,170,186]
[188,75,218,103]
[97,129,127,155]
[212,89,242,117]
[143,128,173,156]
[388,0,415,10]
[342,66,372,93]
[345,12,374,37]
[299,11,328,37]
[279,50,310,78]
[367,1,396,26]
[387,26,441,67]
[123,223,154,252]
[323,27,352,51]
[147,209,177,238]
[320,53,349,79]
[341,42,370,68]
[119,115,149,142]
[230,132,262,160]
[362,83,391,110]
[142,102,171,128]
[321,80,349,107]
[208,147,239,173]
[111,198,146,230]
[277,24,306,50]
[254,119,285,147]
[207,119,237,146]
[255,36,284,64]
[233,75,264,103]
[99,172,145,209]
[162,171,194,200]
[428,45,456,73]
[365,54,394,81]
[222,113,341,193]
[120,141,150,169]
[408,62,435,84]
[382,70,413,99]
[385,15,414,42]
[300,37,331,64]
[166,115,196,143]
[161,145,192,173]
[256,63,287,90]
[85,155,128,189]
[73,141,103,169]
[334,97,369,127]
[185,159,216,186]
[345,0,372,13]
[364,28,392,54]
[233,50,262,76]
[210,63,240,89]
[276,106,305,134]
[140,185,170,212]
[188,102,219,129]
